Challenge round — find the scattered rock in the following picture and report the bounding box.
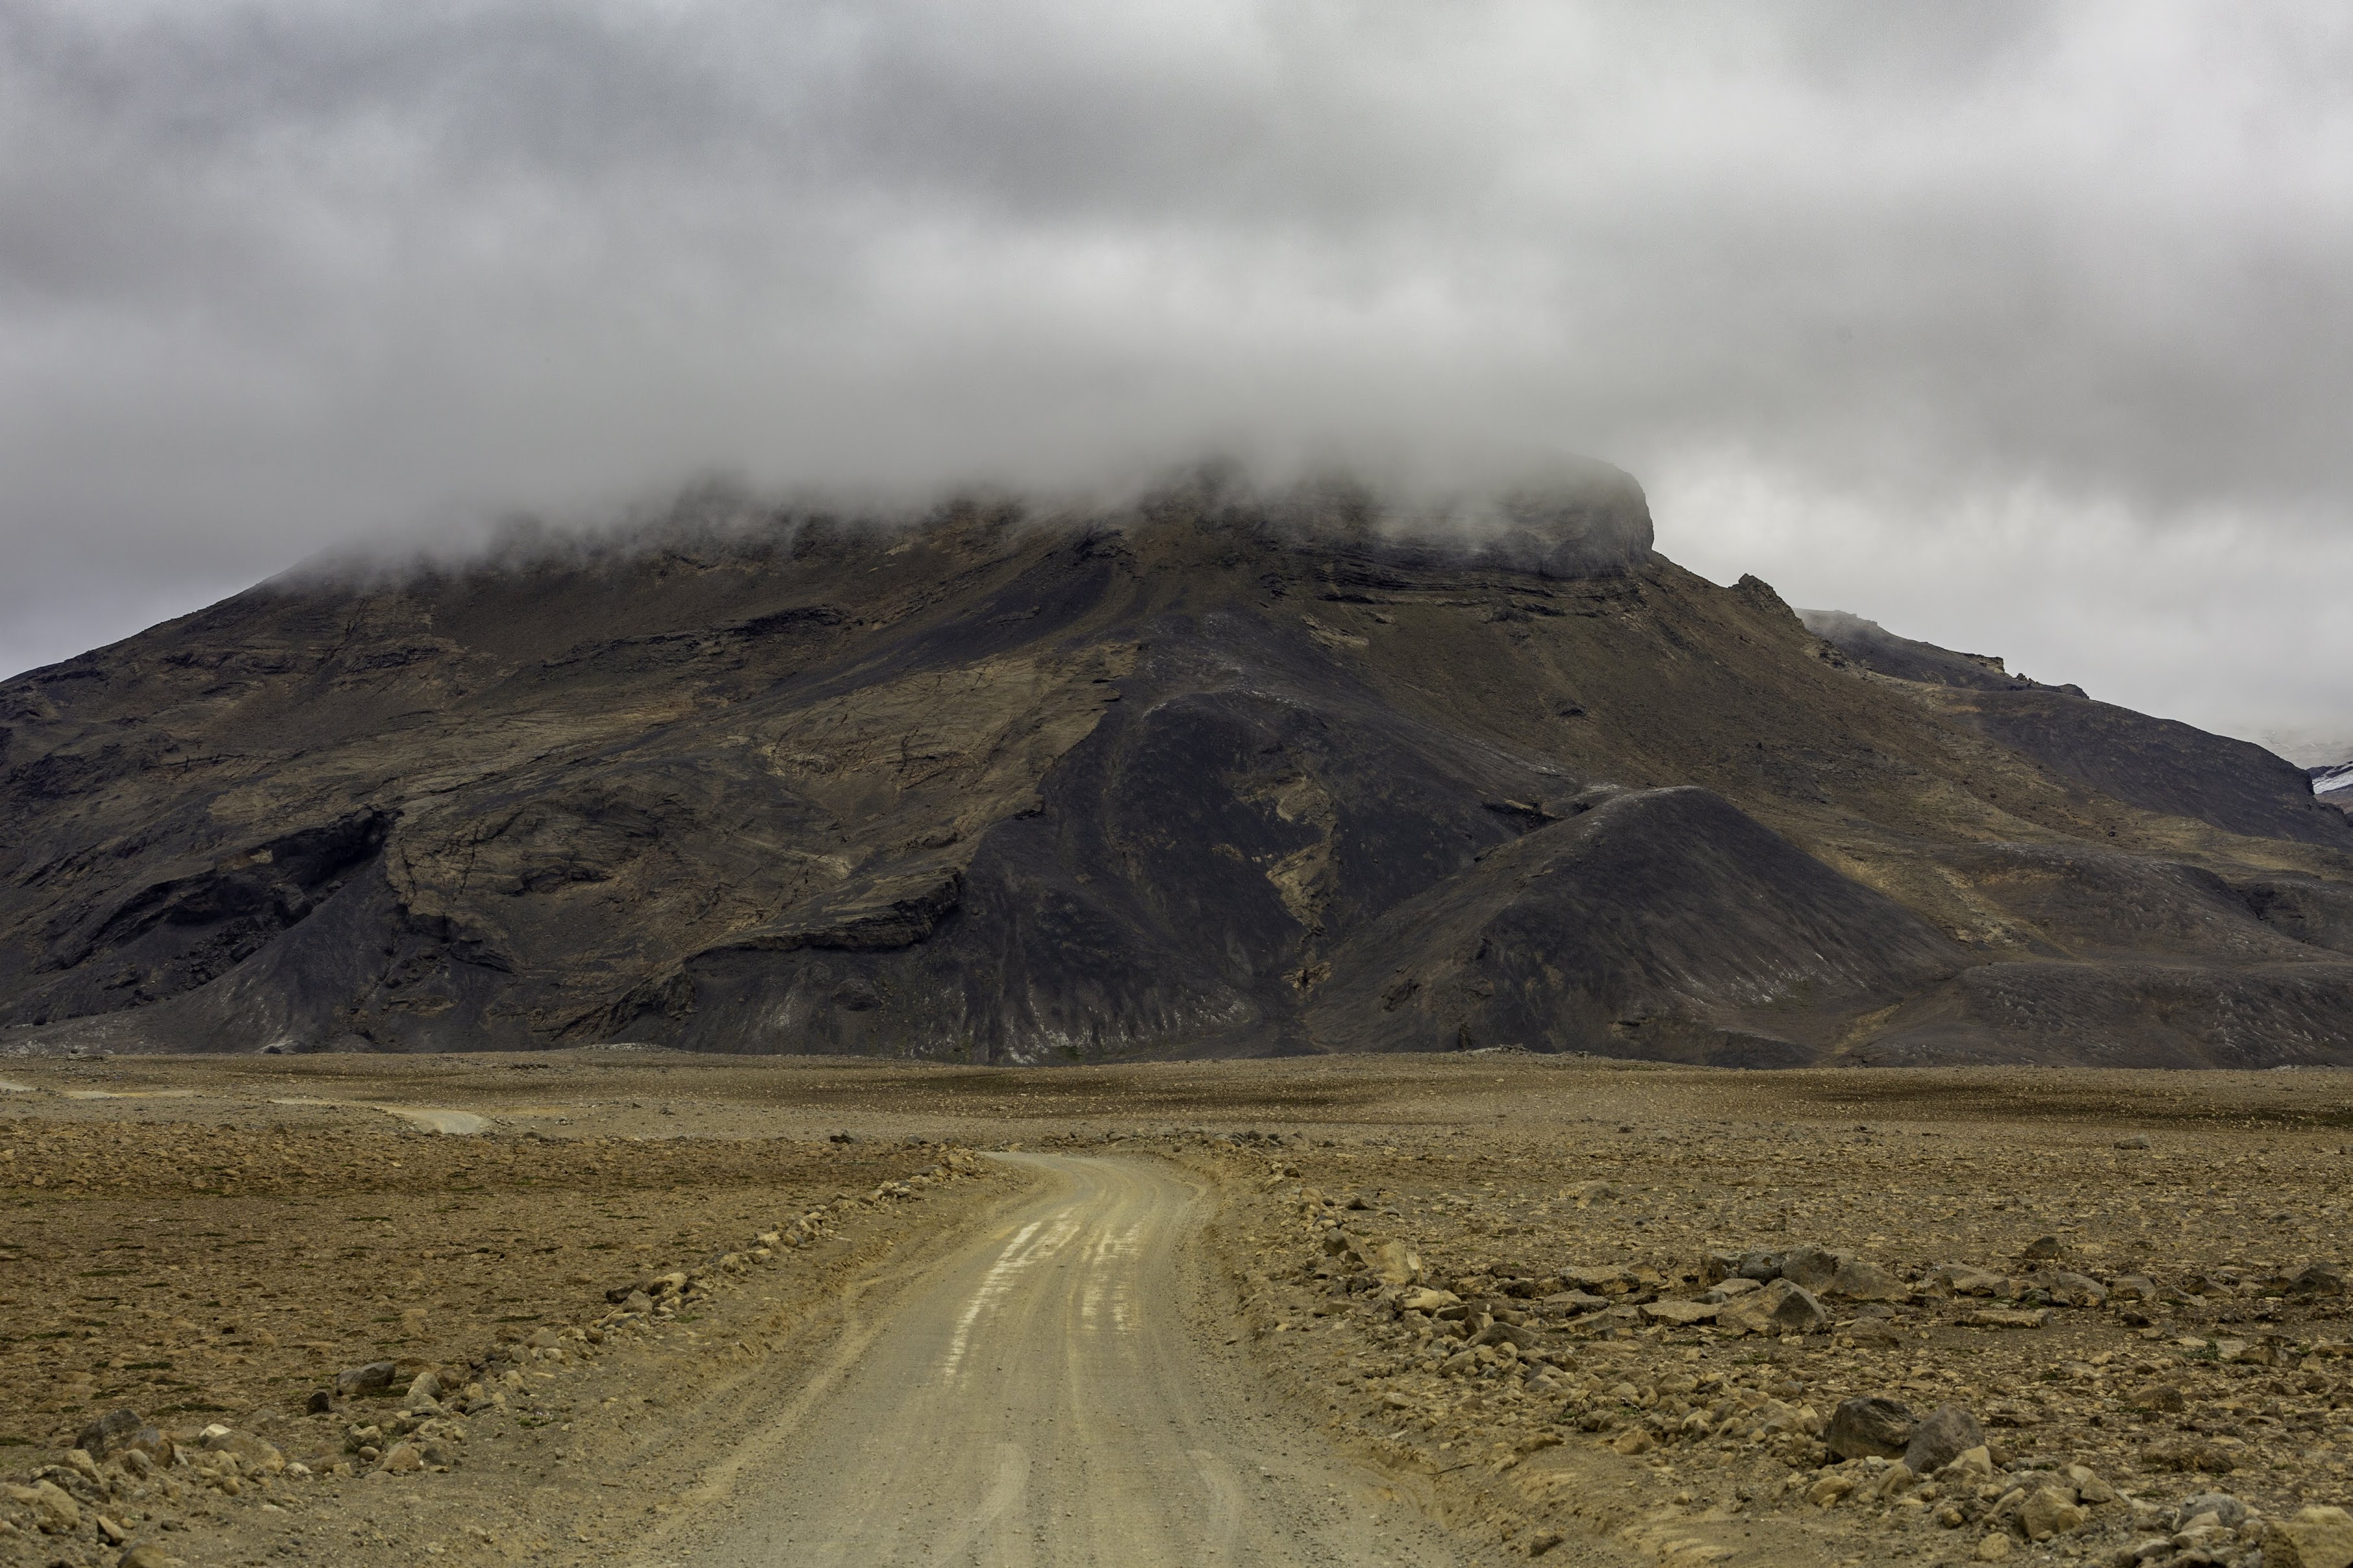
[2144,1439,2239,1473]
[5,1479,81,1534]
[1840,1319,1907,1348]
[1929,1263,2007,1296]
[1825,1396,1917,1460]
[1903,1405,1986,1475]
[1946,1445,1997,1482]
[1825,1258,1907,1301]
[1715,1277,1830,1336]
[2040,1271,2108,1307]
[379,1442,424,1475]
[200,1426,284,1475]
[1965,1306,2054,1329]
[73,1408,169,1464]
[1778,1246,1850,1291]
[2022,1484,2088,1541]
[1639,1299,1717,1326]
[2176,1494,2249,1530]
[2263,1505,2353,1568]
[2065,1464,2117,1505]
[2020,1235,2066,1261]
[1976,1532,2013,1560]
[1542,1289,1612,1313]
[1365,1239,1422,1287]
[335,1360,399,1397]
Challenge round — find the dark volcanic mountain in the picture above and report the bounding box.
[5,474,2350,1067]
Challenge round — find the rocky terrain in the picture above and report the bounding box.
[3,471,2349,1069]
[0,1054,1005,1567]
[5,1053,2351,1568]
[1194,1065,2353,1565]
[2313,765,2352,822]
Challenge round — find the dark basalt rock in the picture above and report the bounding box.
[1827,1396,1918,1462]
[1904,1403,1987,1475]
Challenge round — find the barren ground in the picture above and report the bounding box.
[4,1051,2352,1567]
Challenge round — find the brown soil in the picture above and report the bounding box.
[3,1051,2350,1567]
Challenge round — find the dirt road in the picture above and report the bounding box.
[647,1154,1466,1568]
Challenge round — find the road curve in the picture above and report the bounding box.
[660,1154,1468,1568]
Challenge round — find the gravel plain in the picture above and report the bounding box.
[3,1051,2350,1568]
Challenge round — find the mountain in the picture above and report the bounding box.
[2315,761,2353,819]
[4,472,2350,1067]
[1800,610,2345,848]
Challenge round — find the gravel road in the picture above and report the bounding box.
[660,1154,1467,1568]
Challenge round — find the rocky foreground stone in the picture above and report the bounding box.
[1184,1096,2353,1565]
[0,1105,990,1567]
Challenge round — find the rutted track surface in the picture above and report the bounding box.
[650,1154,1466,1568]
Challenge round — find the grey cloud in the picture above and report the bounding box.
[1,0,2350,749]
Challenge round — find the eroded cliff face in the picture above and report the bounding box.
[3,475,2348,1065]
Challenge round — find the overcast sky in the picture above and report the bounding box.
[4,1,2349,757]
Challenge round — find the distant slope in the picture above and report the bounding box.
[1802,609,2348,846]
[2317,761,2353,819]
[4,474,2350,1067]
[1797,609,2027,691]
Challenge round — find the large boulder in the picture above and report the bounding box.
[2040,1271,2107,1307]
[72,1408,171,1466]
[1370,1239,1423,1287]
[1825,1396,1917,1460]
[2022,1486,2088,1541]
[2263,1506,2353,1568]
[1778,1246,1850,1291]
[1826,1259,1907,1301]
[1641,1300,1719,1327]
[200,1425,285,1476]
[1903,1403,1987,1475]
[335,1360,400,1397]
[1929,1263,2008,1297]
[1715,1278,1830,1336]
[3,1480,79,1535]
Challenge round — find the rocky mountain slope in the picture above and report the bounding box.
[3,472,2349,1066]
[2315,762,2353,820]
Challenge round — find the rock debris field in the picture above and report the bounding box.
[1184,1066,2353,1566]
[3,1050,2352,1568]
[0,1052,994,1568]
